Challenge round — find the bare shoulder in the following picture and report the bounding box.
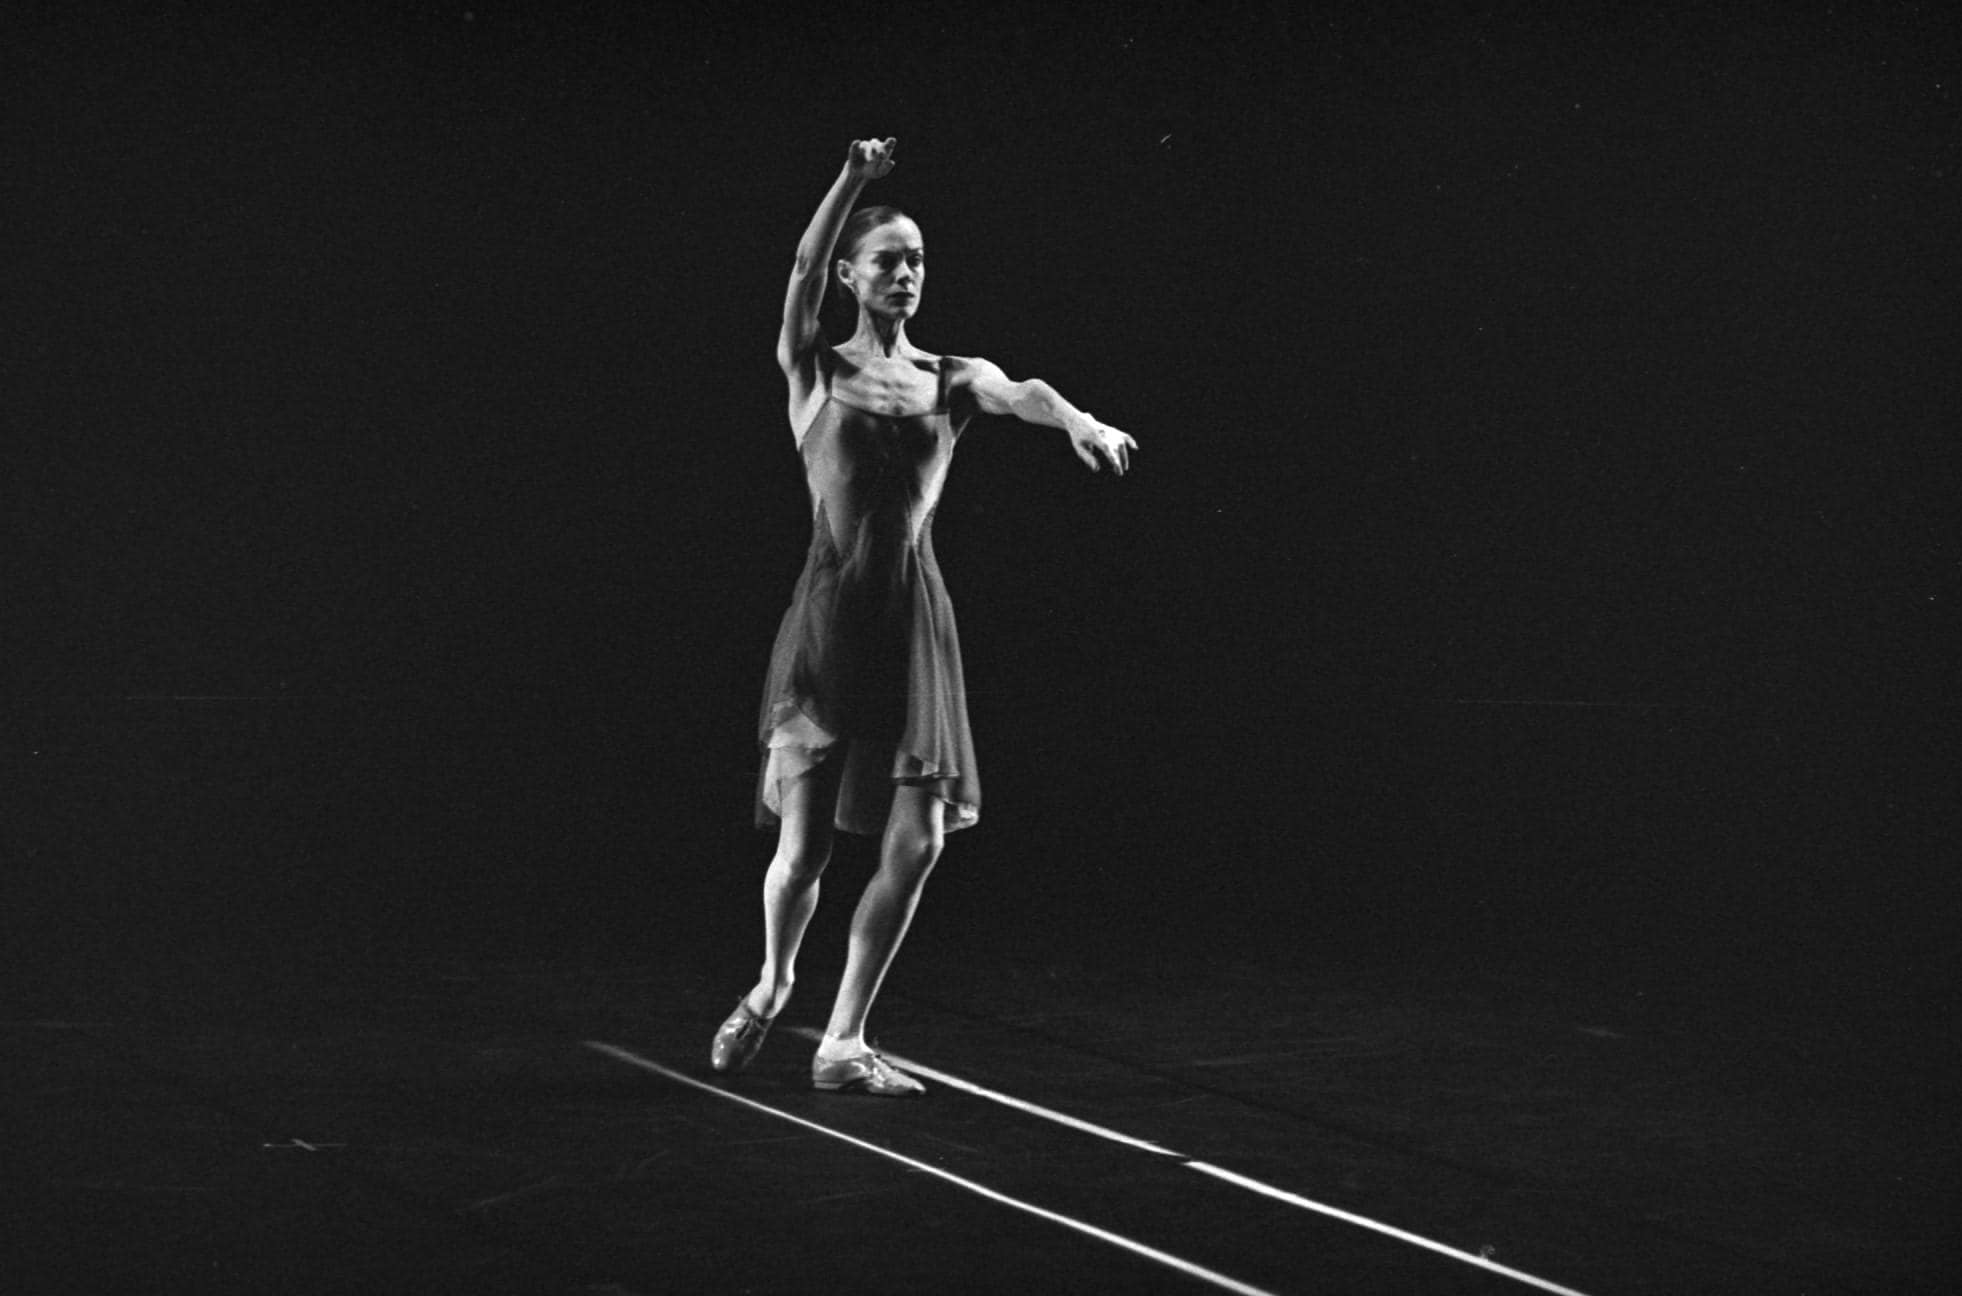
[938,353,988,374]
[941,353,1009,390]
[781,334,824,398]
[941,354,1015,418]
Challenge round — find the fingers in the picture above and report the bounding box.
[1102,429,1135,475]
[848,138,898,176]
[1073,426,1137,475]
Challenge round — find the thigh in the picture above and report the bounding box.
[775,749,845,863]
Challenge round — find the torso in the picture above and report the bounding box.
[827,349,943,414]
[793,356,963,554]
[788,344,974,444]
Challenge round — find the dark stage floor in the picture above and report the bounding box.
[4,698,1956,1293]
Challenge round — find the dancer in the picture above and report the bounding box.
[712,138,1136,1096]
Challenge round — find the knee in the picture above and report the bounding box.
[882,827,943,883]
[881,789,946,883]
[771,837,832,888]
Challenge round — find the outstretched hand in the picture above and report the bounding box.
[1069,417,1138,476]
[847,138,897,180]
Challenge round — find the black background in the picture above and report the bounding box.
[6,3,1957,990]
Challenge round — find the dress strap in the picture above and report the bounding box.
[816,346,837,401]
[935,355,961,433]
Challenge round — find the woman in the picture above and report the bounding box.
[712,138,1136,1096]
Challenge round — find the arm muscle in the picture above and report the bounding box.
[778,140,892,374]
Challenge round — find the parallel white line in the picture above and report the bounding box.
[583,1041,1285,1296]
[1187,1163,1593,1296]
[786,1028,1594,1296]
[786,1026,1184,1157]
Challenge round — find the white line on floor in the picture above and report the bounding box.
[583,1041,1285,1296]
[786,1027,1185,1157]
[785,1026,1594,1296]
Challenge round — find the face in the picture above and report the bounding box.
[839,218,925,321]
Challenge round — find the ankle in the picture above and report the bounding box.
[747,982,793,1018]
[814,1031,865,1061]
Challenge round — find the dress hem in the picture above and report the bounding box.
[757,736,980,836]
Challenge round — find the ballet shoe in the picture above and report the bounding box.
[811,1049,926,1097]
[709,998,777,1074]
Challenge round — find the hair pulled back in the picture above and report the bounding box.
[826,204,913,336]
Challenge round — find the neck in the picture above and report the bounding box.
[845,310,908,358]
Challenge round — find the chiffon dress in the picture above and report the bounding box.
[755,355,981,835]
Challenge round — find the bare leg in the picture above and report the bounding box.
[743,755,843,1019]
[820,783,945,1049]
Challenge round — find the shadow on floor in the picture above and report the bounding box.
[4,698,1956,1292]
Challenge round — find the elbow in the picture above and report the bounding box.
[993,379,1039,418]
[1011,379,1056,416]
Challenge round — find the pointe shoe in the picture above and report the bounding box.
[709,998,777,1074]
[811,1049,926,1097]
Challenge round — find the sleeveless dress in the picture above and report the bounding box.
[754,354,981,835]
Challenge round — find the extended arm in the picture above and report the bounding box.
[962,358,1137,475]
[777,139,895,373]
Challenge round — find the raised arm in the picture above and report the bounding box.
[958,358,1138,475]
[777,138,896,375]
